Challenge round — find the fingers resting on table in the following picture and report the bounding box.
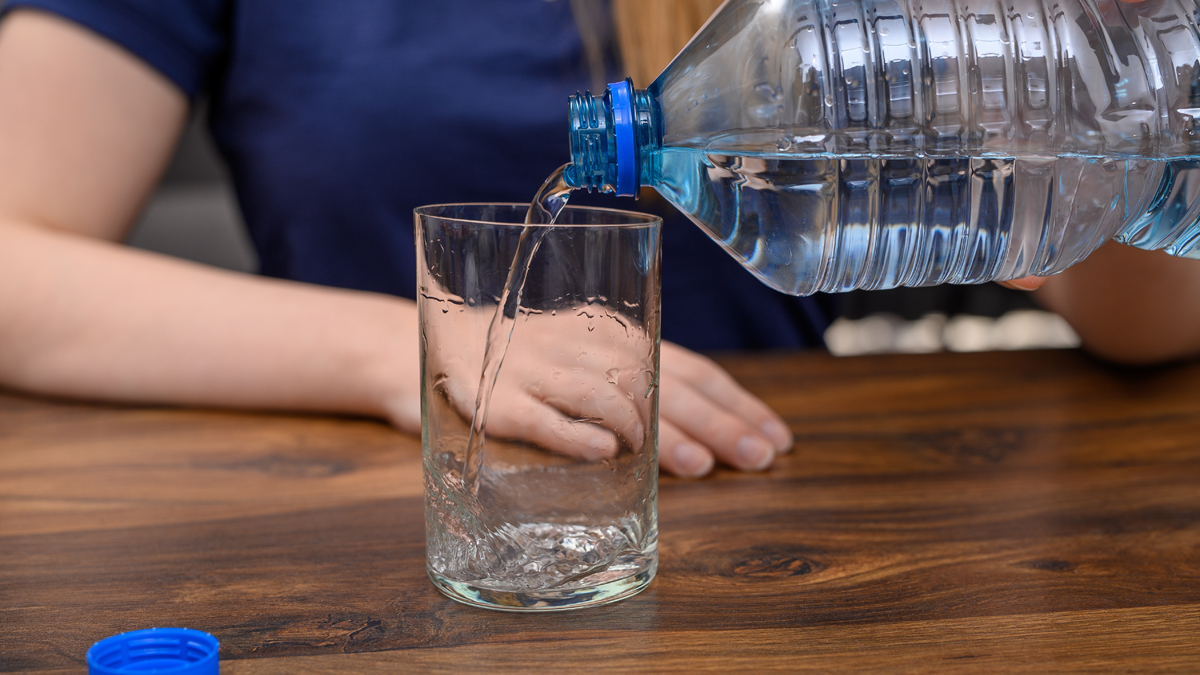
[658,342,793,478]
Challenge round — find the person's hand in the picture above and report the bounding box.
[422,304,792,478]
[657,341,792,476]
[998,276,1048,291]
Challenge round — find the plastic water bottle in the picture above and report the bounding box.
[565,0,1200,295]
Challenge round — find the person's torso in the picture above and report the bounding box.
[209,0,589,297]
[204,0,831,349]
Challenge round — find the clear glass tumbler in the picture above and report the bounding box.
[415,203,661,611]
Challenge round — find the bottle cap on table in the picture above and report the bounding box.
[86,628,218,675]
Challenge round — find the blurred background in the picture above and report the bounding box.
[125,108,256,274]
[129,109,1080,357]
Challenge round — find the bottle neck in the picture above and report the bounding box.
[567,78,661,197]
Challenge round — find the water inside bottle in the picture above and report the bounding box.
[653,132,1199,295]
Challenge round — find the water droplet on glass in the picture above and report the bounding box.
[755,82,779,99]
[605,368,620,385]
[879,25,890,36]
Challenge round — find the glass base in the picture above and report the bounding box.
[428,557,656,612]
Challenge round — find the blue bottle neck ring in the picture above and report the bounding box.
[567,78,661,197]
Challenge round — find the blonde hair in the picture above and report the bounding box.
[611,0,726,87]
[570,0,726,91]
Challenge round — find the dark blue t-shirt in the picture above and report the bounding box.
[1,0,833,351]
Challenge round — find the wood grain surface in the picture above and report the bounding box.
[2,349,1199,673]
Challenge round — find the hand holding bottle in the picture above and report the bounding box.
[569,0,1200,298]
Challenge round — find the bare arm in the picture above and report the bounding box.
[0,11,421,427]
[1033,242,1200,365]
[0,10,791,477]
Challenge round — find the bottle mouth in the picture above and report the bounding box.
[568,78,639,197]
[567,90,609,192]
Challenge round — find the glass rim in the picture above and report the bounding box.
[413,202,662,228]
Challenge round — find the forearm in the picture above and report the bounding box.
[1035,242,1200,365]
[0,219,420,427]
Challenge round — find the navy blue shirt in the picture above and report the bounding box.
[2,0,832,351]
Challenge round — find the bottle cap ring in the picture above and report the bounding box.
[86,628,219,675]
[608,79,636,197]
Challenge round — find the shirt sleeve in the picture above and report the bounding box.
[0,0,229,98]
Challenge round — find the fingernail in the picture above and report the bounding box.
[673,442,713,477]
[760,419,793,453]
[736,435,774,471]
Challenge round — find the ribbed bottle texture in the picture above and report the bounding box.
[567,91,614,193]
[569,0,1200,295]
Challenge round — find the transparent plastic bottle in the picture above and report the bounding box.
[566,0,1200,295]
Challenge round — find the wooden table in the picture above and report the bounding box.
[2,349,1199,673]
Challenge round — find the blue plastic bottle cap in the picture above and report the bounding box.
[87,628,219,675]
[608,79,636,197]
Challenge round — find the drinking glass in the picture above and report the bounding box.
[415,203,661,611]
